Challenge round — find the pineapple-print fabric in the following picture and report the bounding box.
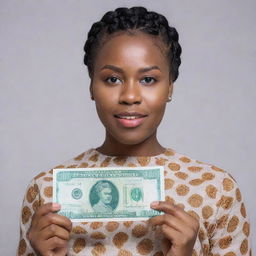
[17,148,252,255]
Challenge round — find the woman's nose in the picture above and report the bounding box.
[118,82,141,105]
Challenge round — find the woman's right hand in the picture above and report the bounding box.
[28,203,72,256]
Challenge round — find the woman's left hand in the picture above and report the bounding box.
[149,201,199,256]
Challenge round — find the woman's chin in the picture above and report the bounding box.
[112,133,152,146]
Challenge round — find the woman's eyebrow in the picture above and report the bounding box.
[100,65,161,73]
[138,66,161,73]
[100,65,123,73]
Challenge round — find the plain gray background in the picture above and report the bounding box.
[0,0,255,254]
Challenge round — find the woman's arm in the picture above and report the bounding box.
[17,178,72,256]
[209,172,251,255]
[17,178,40,255]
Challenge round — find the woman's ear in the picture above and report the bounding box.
[90,81,94,100]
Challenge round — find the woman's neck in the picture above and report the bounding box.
[96,131,166,157]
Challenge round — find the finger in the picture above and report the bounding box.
[151,201,198,228]
[41,224,70,241]
[37,203,61,217]
[161,224,182,243]
[31,203,61,227]
[45,236,68,250]
[37,213,72,232]
[149,214,187,233]
[151,201,180,215]
[161,224,198,248]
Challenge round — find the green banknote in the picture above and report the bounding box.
[53,166,164,222]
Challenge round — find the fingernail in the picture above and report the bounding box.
[52,203,61,211]
[150,201,159,208]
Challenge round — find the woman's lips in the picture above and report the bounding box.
[115,117,146,128]
[114,112,148,128]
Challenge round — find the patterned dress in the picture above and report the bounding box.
[17,148,252,256]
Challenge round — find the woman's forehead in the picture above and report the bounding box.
[94,32,169,71]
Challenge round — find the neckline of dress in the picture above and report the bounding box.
[91,147,175,159]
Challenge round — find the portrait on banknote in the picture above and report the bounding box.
[89,180,118,213]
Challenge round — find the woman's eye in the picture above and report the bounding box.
[105,76,122,85]
[141,77,157,85]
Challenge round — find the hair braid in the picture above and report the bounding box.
[83,6,182,82]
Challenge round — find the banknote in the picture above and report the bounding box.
[53,166,164,222]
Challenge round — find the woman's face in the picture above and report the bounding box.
[90,32,173,145]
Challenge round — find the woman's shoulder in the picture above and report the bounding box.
[30,148,95,185]
[166,147,239,190]
[165,147,234,178]
[24,148,96,205]
[163,148,243,211]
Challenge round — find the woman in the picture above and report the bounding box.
[17,6,251,256]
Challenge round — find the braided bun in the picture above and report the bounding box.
[83,6,182,82]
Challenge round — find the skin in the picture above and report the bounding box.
[28,31,199,256]
[91,32,172,156]
[150,201,199,256]
[28,203,72,256]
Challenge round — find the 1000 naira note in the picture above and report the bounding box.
[53,166,164,222]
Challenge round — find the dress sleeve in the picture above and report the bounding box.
[209,172,252,255]
[17,178,42,256]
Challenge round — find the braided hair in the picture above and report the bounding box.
[83,6,182,82]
